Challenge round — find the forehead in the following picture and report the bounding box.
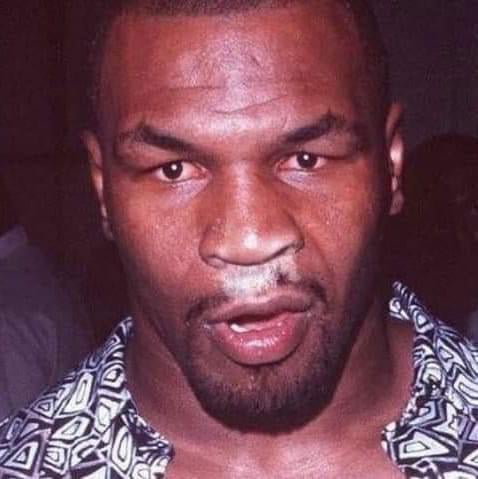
[99,3,368,138]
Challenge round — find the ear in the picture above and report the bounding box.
[82,131,114,240]
[385,103,405,215]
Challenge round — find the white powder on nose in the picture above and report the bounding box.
[221,256,299,299]
[243,231,259,250]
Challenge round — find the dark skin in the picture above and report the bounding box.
[84,2,411,477]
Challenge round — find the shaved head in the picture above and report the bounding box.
[85,0,389,128]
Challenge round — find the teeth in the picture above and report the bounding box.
[229,322,250,333]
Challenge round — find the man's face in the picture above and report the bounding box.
[87,2,403,425]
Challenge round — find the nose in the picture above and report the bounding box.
[199,177,304,268]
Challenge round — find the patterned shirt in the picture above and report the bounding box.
[1,283,478,478]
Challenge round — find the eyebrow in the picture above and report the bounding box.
[117,123,198,155]
[116,111,368,156]
[280,111,368,148]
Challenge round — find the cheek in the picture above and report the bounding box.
[298,164,384,289]
[107,186,200,295]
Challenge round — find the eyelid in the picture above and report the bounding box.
[154,159,206,183]
[277,151,328,171]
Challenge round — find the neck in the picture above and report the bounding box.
[126,293,413,466]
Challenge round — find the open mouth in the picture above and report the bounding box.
[228,314,288,333]
[203,291,314,366]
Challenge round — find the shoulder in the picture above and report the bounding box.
[0,351,103,475]
[391,282,478,409]
[408,303,478,417]
[0,322,132,476]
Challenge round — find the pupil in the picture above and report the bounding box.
[163,161,183,179]
[297,153,317,169]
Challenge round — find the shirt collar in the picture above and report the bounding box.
[41,282,478,476]
[383,282,478,476]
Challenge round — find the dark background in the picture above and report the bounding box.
[1,1,478,280]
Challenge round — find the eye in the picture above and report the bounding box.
[279,151,326,171]
[155,160,203,183]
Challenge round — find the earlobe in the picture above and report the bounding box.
[385,103,405,216]
[82,131,114,240]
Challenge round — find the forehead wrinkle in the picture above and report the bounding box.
[133,74,327,95]
[118,75,326,124]
[210,93,289,115]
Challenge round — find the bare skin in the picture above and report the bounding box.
[85,2,410,477]
[127,304,412,478]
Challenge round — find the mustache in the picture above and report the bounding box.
[186,273,328,325]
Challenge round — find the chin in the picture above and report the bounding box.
[182,316,357,433]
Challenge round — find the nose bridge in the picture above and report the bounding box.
[230,170,269,227]
[199,171,303,267]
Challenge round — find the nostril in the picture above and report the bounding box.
[201,233,304,268]
[199,208,304,268]
[206,256,229,270]
[279,238,305,257]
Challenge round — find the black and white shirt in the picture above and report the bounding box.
[1,283,478,478]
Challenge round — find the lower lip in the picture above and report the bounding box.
[206,312,309,366]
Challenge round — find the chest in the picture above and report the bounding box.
[162,444,404,479]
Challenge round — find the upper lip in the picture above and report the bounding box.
[203,290,314,325]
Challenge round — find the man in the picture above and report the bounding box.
[0,0,477,477]
[0,178,92,418]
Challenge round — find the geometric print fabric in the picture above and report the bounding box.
[383,282,478,478]
[1,282,478,477]
[0,321,173,478]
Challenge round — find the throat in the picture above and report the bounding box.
[328,310,413,431]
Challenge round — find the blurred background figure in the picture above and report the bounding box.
[387,134,478,337]
[0,176,93,418]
